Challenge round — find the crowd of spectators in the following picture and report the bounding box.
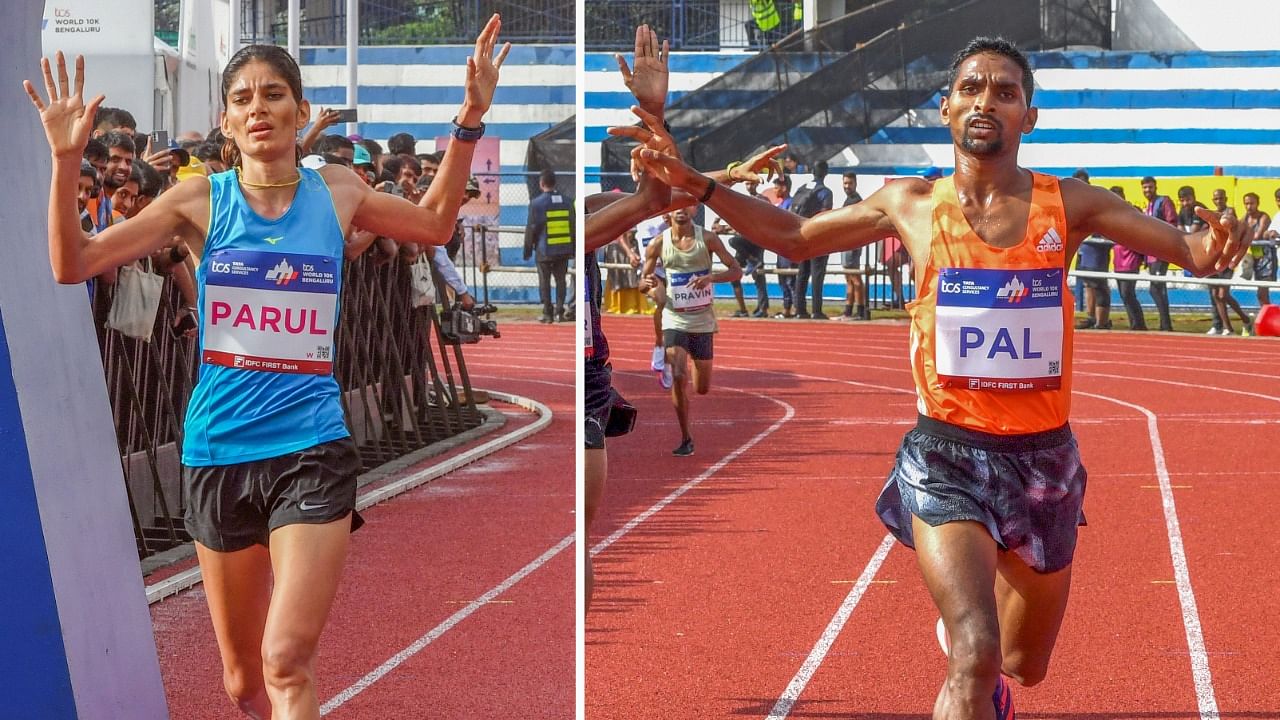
[597,162,1277,336]
[1072,168,1276,336]
[80,104,482,343]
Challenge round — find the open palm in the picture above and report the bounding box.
[24,52,103,159]
[463,14,512,118]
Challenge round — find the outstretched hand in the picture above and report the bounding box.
[461,14,512,123]
[615,24,669,116]
[608,105,680,181]
[24,52,104,159]
[729,144,788,183]
[1195,206,1250,272]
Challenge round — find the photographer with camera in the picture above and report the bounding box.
[525,169,575,323]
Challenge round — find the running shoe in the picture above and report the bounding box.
[660,364,673,389]
[1205,327,1223,335]
[672,438,694,456]
[1242,321,1254,337]
[650,346,665,372]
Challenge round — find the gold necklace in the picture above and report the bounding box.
[236,168,301,189]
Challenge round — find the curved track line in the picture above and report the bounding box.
[1075,390,1220,720]
[145,389,552,604]
[590,384,796,556]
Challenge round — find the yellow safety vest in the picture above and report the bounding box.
[792,1,802,22]
[546,198,572,247]
[749,0,781,32]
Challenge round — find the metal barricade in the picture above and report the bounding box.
[597,236,915,313]
[93,256,483,561]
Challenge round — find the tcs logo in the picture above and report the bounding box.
[939,280,962,294]
[210,261,233,273]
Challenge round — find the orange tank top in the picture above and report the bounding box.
[908,171,1074,435]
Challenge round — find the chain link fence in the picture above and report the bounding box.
[451,171,576,309]
[238,0,573,46]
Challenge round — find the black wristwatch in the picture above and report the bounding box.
[451,117,486,142]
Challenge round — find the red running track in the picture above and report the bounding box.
[587,315,1280,719]
[150,322,574,719]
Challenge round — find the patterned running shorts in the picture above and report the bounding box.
[875,415,1087,574]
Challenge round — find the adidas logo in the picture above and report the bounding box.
[996,275,1028,303]
[265,259,298,285]
[1035,227,1063,253]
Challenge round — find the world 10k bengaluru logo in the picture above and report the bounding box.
[266,260,299,286]
[45,7,104,34]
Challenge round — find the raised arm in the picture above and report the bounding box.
[1063,178,1247,276]
[26,52,207,283]
[346,15,509,245]
[299,107,342,155]
[585,171,671,252]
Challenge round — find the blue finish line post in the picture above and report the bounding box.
[0,2,168,717]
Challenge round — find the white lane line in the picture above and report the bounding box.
[766,534,896,720]
[591,385,795,556]
[1076,391,1219,720]
[145,389,551,604]
[319,533,575,715]
[615,328,1235,715]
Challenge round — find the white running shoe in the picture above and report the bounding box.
[936,617,950,657]
[650,346,665,371]
[660,364,673,389]
[1205,327,1223,335]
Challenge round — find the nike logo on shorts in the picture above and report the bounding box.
[299,500,329,511]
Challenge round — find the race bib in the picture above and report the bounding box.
[669,270,713,312]
[202,249,339,375]
[934,268,1064,391]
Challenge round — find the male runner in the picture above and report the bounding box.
[627,36,1245,719]
[639,206,741,456]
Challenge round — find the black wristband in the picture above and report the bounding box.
[698,177,716,203]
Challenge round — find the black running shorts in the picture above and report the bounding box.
[183,437,364,552]
[875,416,1087,574]
[585,360,612,450]
[662,329,714,361]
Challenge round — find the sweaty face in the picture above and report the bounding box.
[221,60,308,164]
[671,209,690,225]
[943,53,1034,158]
[1212,190,1227,211]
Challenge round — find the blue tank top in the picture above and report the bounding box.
[182,167,349,466]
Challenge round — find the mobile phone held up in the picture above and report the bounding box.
[333,108,358,123]
[149,129,169,150]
